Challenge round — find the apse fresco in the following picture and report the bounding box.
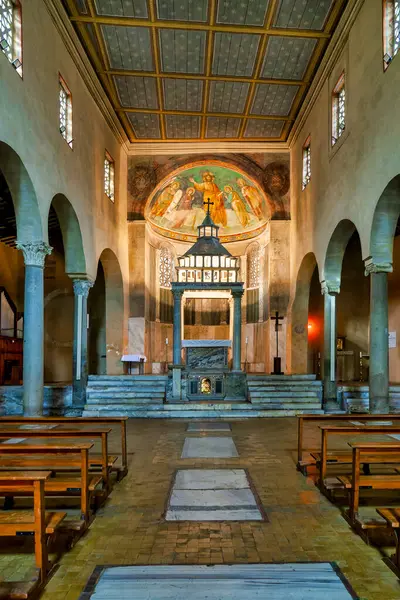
[145,162,270,242]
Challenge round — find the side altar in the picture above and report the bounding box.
[166,200,246,403]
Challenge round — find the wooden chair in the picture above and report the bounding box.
[296,414,400,473]
[0,427,112,492]
[0,443,101,528]
[0,471,66,590]
[0,417,129,480]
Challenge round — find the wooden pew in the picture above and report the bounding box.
[318,425,400,490]
[296,414,400,473]
[0,416,128,480]
[375,507,400,577]
[0,471,66,589]
[0,443,101,528]
[0,427,112,492]
[336,442,400,523]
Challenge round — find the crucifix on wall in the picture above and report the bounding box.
[271,310,284,375]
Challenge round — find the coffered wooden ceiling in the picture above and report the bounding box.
[63,0,347,143]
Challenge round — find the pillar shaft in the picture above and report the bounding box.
[232,292,243,372]
[322,282,339,411]
[16,242,52,416]
[72,279,93,408]
[368,267,390,413]
[172,290,183,366]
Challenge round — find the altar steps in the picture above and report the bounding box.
[247,374,322,413]
[83,374,323,417]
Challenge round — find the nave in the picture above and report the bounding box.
[0,418,394,600]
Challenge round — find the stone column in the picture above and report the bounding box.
[321,281,340,412]
[16,241,52,416]
[365,260,392,414]
[72,279,94,409]
[232,290,243,372]
[172,289,183,366]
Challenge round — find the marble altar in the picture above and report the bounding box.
[183,340,231,370]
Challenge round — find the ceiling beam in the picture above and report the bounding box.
[70,15,331,39]
[103,69,305,86]
[117,107,292,121]
[148,0,166,139]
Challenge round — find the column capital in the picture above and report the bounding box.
[364,258,393,275]
[172,288,184,299]
[231,289,244,299]
[73,279,94,298]
[16,241,52,268]
[321,280,340,295]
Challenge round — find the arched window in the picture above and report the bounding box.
[159,246,174,323]
[246,244,260,323]
[383,0,400,68]
[0,0,22,76]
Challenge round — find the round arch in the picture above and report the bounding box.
[50,194,86,275]
[289,253,320,374]
[0,141,43,242]
[324,220,358,289]
[370,175,400,266]
[98,248,124,375]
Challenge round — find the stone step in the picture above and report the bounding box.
[247,381,322,388]
[86,396,164,405]
[87,390,165,398]
[88,375,168,381]
[87,381,167,388]
[246,374,317,381]
[248,390,320,397]
[82,406,324,418]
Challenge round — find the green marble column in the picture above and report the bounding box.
[72,279,94,410]
[172,289,183,366]
[365,260,392,414]
[16,241,52,416]
[321,281,340,412]
[232,290,243,372]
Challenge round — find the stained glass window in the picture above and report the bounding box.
[384,0,400,67]
[332,74,345,146]
[159,246,173,288]
[302,138,311,190]
[0,0,22,76]
[104,152,115,201]
[59,75,73,148]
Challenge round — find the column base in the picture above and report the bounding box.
[369,397,390,414]
[323,400,343,414]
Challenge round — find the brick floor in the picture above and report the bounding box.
[1,418,400,599]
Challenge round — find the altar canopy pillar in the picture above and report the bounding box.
[321,281,340,412]
[16,241,52,416]
[173,289,183,366]
[72,279,93,408]
[365,260,391,413]
[232,290,243,371]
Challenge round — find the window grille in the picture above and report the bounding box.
[247,245,260,323]
[332,74,345,146]
[384,0,400,67]
[104,152,115,201]
[59,76,73,148]
[302,138,311,190]
[159,246,173,289]
[0,0,22,76]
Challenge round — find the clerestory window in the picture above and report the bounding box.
[59,75,73,148]
[0,0,22,76]
[383,0,400,68]
[104,152,115,202]
[302,137,311,190]
[331,73,345,146]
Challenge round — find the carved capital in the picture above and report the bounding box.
[73,279,94,298]
[232,290,244,299]
[172,288,184,299]
[16,241,52,268]
[364,258,393,275]
[321,280,340,295]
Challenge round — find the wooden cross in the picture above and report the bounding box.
[203,198,214,214]
[271,311,284,374]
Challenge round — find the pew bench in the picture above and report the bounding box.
[0,471,66,592]
[296,414,400,474]
[0,427,112,492]
[376,508,400,577]
[0,417,128,480]
[0,444,101,528]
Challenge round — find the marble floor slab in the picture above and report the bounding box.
[187,422,231,432]
[175,469,248,489]
[82,564,356,599]
[181,437,238,458]
[165,468,263,521]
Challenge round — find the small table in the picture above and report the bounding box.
[121,355,146,375]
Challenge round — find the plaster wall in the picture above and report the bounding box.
[291,0,400,283]
[0,0,128,298]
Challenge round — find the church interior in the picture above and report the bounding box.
[2,0,400,598]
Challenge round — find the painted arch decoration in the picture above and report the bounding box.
[145,161,270,243]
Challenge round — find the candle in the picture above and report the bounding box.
[245,337,248,344]
[165,338,169,345]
